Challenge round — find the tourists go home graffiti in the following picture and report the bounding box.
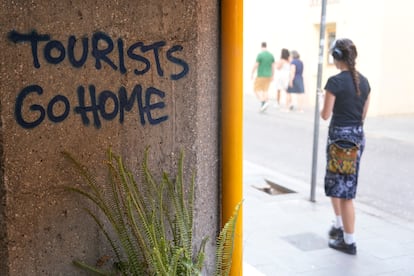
[8,30,189,129]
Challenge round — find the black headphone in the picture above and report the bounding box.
[332,47,344,60]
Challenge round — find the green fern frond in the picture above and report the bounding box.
[168,246,184,275]
[194,236,209,272]
[72,260,115,275]
[64,151,144,275]
[82,208,123,263]
[64,147,238,275]
[164,169,192,256]
[96,156,142,275]
[61,151,108,208]
[215,202,242,276]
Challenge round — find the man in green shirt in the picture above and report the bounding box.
[251,42,275,112]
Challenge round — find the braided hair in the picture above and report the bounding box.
[332,39,361,96]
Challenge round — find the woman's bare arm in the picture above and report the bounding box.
[320,91,336,120]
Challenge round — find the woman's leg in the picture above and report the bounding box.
[255,91,266,102]
[296,93,304,112]
[331,197,343,229]
[331,197,341,216]
[329,198,357,254]
[340,198,355,234]
[276,89,281,105]
[286,92,292,108]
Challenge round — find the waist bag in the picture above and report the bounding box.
[328,140,359,175]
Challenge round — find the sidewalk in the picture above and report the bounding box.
[242,160,414,275]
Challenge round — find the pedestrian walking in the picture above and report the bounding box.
[274,48,290,108]
[251,42,275,112]
[320,38,371,255]
[287,50,305,111]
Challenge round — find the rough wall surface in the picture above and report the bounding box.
[0,0,219,275]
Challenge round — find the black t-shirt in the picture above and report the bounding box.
[324,71,371,127]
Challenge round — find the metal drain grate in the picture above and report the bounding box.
[253,179,296,195]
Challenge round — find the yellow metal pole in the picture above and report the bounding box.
[221,0,243,275]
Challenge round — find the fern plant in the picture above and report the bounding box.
[63,148,240,276]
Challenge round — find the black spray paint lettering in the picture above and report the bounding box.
[15,84,168,129]
[8,29,190,129]
[8,30,189,80]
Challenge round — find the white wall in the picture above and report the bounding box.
[244,0,414,116]
[243,0,310,103]
[378,0,414,115]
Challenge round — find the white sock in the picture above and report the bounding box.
[344,232,355,244]
[335,216,343,229]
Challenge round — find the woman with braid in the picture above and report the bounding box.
[320,39,371,255]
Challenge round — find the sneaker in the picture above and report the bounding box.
[260,102,269,112]
[328,226,343,239]
[329,238,357,255]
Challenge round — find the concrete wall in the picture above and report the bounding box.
[0,0,220,275]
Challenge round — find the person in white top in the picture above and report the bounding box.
[274,48,290,108]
